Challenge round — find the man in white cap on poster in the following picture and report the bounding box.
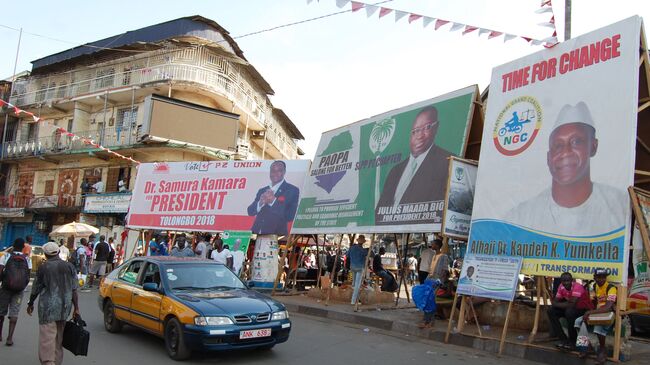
[507,101,628,235]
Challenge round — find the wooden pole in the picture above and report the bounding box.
[445,292,460,343]
[612,284,626,362]
[457,295,468,333]
[468,298,483,337]
[394,233,410,306]
[355,234,375,311]
[528,276,543,343]
[499,300,515,355]
[315,234,323,289]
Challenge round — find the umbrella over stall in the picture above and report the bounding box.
[50,221,99,237]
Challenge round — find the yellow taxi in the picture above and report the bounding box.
[98,256,291,360]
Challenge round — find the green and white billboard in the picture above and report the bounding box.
[292,85,478,234]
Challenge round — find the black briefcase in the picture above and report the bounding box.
[62,315,90,356]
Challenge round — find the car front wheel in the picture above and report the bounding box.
[103,300,123,333]
[164,318,192,361]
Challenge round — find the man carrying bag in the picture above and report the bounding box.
[27,242,83,365]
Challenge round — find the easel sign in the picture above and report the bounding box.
[446,254,522,355]
[456,254,522,301]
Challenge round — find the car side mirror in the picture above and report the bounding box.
[143,282,161,293]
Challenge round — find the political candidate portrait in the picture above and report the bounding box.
[247,160,300,235]
[375,106,451,223]
[506,101,627,235]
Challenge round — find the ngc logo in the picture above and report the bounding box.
[492,96,543,156]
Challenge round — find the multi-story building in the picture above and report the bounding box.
[0,16,305,248]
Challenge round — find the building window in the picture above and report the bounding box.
[95,68,115,89]
[116,107,138,129]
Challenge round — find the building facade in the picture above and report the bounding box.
[0,16,304,248]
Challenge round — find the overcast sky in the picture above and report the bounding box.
[1,0,648,159]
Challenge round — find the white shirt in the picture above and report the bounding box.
[0,251,32,270]
[505,183,628,236]
[93,181,105,193]
[419,248,435,272]
[256,179,284,212]
[211,248,233,265]
[118,180,126,192]
[195,241,208,259]
[59,245,70,261]
[393,146,431,206]
[407,256,417,271]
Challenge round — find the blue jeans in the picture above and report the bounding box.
[351,270,363,304]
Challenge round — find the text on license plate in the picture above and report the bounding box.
[240,328,272,339]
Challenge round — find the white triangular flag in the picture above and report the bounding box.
[542,36,559,44]
[534,7,553,14]
[307,0,314,4]
[395,10,408,22]
[538,22,556,28]
[504,34,517,42]
[422,17,434,28]
[531,40,543,46]
[478,28,491,36]
[336,0,349,8]
[449,22,464,32]
[365,4,378,18]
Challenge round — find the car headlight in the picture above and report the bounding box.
[194,316,234,326]
[272,310,289,320]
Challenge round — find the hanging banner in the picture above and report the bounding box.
[127,160,310,235]
[629,187,650,313]
[442,157,477,238]
[292,85,478,234]
[222,230,252,275]
[251,235,279,288]
[456,254,523,301]
[468,17,642,282]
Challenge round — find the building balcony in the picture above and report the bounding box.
[10,48,269,130]
[1,193,83,211]
[2,126,141,160]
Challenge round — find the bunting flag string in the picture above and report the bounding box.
[0,98,141,165]
[309,0,560,47]
[538,0,559,48]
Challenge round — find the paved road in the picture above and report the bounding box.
[2,287,538,364]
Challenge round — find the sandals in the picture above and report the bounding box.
[595,351,607,365]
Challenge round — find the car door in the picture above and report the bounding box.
[130,262,163,334]
[111,260,145,322]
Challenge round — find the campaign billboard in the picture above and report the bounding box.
[127,160,310,235]
[456,254,523,301]
[292,85,478,234]
[468,17,642,282]
[442,157,477,238]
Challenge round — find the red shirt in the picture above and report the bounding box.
[556,282,593,310]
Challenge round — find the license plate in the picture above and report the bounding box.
[239,328,271,339]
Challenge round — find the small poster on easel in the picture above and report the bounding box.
[456,254,522,301]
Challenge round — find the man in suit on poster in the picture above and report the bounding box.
[376,106,451,224]
[248,161,300,236]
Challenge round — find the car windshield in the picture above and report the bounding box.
[165,264,246,291]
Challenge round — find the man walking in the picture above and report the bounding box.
[27,242,80,365]
[88,235,110,288]
[0,238,32,346]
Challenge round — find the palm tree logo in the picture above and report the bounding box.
[370,118,396,206]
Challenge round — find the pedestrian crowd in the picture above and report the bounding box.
[144,233,237,272]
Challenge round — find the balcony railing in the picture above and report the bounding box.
[3,126,141,159]
[10,48,268,132]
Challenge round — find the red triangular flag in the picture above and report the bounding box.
[13,106,21,115]
[379,7,392,18]
[462,26,478,35]
[351,1,363,12]
[0,100,5,108]
[488,31,503,39]
[408,14,422,24]
[550,16,555,24]
[522,37,533,43]
[434,19,449,30]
